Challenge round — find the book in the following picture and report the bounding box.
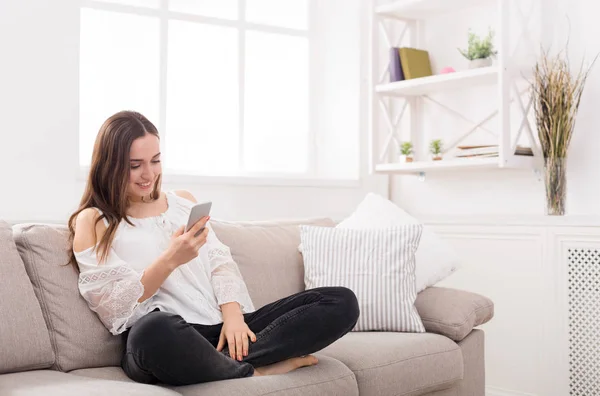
[455,145,499,156]
[456,153,499,158]
[389,47,405,82]
[455,145,534,157]
[515,146,533,156]
[398,47,432,80]
[457,144,497,150]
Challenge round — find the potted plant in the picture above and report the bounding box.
[458,28,497,69]
[399,141,414,162]
[531,48,597,215]
[429,139,443,161]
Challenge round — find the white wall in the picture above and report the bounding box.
[0,0,386,224]
[2,0,595,224]
[428,216,600,396]
[313,0,362,180]
[391,0,600,217]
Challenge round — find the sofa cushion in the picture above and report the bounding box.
[319,332,463,396]
[12,223,123,371]
[415,287,494,342]
[423,388,458,396]
[0,221,54,374]
[332,193,460,292]
[71,354,358,396]
[0,370,179,396]
[210,217,336,308]
[300,225,425,332]
[70,366,135,382]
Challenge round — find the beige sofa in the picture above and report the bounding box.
[0,217,494,396]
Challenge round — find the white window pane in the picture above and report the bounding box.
[93,0,159,8]
[246,0,308,30]
[165,21,239,176]
[169,0,237,20]
[244,31,308,173]
[79,9,159,166]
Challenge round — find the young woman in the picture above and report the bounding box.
[68,110,359,386]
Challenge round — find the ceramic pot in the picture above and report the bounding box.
[469,58,492,69]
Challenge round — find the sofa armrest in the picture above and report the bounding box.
[415,287,494,342]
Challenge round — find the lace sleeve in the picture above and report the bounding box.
[75,246,152,335]
[206,224,255,313]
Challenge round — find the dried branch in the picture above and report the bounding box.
[531,47,598,159]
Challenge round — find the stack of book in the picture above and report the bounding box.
[515,146,533,156]
[454,145,534,158]
[389,47,433,82]
[454,145,499,158]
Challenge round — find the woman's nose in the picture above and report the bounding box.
[141,164,154,179]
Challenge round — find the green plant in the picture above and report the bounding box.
[429,139,443,155]
[458,28,497,60]
[400,141,413,156]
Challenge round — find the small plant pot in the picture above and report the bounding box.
[432,155,443,161]
[469,58,492,69]
[400,155,414,163]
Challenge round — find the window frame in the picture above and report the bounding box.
[78,0,361,186]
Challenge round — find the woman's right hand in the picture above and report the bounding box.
[165,216,210,267]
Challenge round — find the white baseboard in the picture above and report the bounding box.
[487,386,537,396]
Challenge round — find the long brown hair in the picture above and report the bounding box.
[68,110,162,267]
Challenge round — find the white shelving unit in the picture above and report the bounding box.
[377,156,502,173]
[375,0,495,21]
[369,0,542,177]
[375,66,499,97]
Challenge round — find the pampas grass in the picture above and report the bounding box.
[532,49,596,159]
[531,47,597,214]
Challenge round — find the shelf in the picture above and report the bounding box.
[374,156,538,175]
[375,0,495,21]
[370,0,541,177]
[376,66,498,97]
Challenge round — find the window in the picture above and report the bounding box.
[79,0,360,182]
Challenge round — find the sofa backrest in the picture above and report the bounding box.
[0,221,54,374]
[210,217,335,309]
[12,223,123,372]
[9,217,334,372]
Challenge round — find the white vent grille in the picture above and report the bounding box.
[567,248,600,396]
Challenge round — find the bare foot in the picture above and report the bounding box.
[253,355,319,377]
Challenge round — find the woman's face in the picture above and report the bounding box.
[127,133,162,200]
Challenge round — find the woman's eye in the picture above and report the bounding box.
[130,160,159,169]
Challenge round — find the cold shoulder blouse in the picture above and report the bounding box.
[74,191,255,335]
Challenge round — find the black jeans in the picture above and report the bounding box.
[121,286,359,386]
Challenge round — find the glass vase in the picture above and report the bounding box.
[543,157,567,216]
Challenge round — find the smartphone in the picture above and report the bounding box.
[185,201,212,236]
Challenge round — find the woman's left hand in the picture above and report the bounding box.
[216,313,257,361]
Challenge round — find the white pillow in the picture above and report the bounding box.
[337,193,459,292]
[300,224,425,333]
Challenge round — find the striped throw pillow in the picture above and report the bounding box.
[300,225,425,332]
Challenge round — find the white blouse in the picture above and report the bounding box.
[74,191,255,335]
